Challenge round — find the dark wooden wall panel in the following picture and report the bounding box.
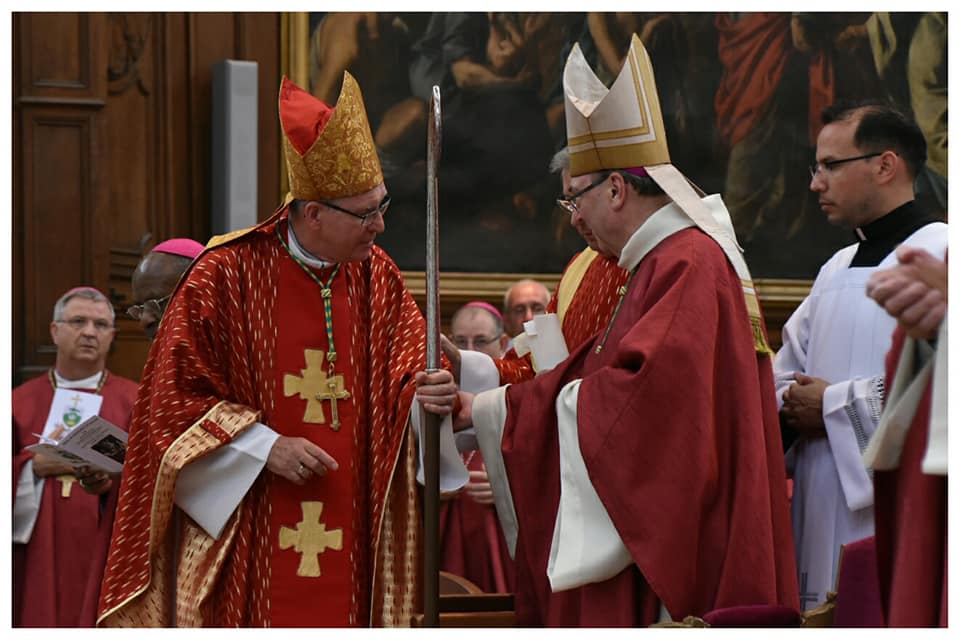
[14,12,282,384]
[186,12,235,241]
[157,14,195,241]
[15,12,107,382]
[238,12,283,219]
[21,13,100,94]
[22,114,95,375]
[98,13,161,323]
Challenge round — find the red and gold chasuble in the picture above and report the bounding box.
[98,210,425,628]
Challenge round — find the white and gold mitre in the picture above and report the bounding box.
[564,35,772,355]
[563,33,670,177]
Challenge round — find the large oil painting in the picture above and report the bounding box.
[286,12,946,279]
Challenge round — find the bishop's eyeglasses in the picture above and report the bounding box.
[452,334,502,350]
[321,194,391,227]
[57,316,114,332]
[556,174,613,215]
[127,294,172,321]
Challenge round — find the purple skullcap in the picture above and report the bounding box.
[465,301,503,322]
[152,238,205,260]
[622,167,649,178]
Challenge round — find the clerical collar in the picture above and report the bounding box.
[618,194,730,272]
[287,222,334,269]
[850,201,939,267]
[54,370,105,390]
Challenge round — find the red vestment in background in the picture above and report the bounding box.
[498,228,799,625]
[98,210,427,627]
[873,327,947,627]
[496,250,629,384]
[439,450,515,593]
[12,373,137,627]
[442,250,627,592]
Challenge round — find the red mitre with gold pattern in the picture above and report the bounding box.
[279,72,383,201]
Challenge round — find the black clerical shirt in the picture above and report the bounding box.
[850,201,941,267]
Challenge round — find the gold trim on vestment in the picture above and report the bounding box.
[207,226,255,250]
[556,249,599,325]
[568,125,654,146]
[369,412,421,626]
[97,400,260,627]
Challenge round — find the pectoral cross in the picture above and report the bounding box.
[278,501,343,577]
[316,375,351,431]
[283,349,351,430]
[57,474,76,498]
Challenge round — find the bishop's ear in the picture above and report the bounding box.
[303,201,324,224]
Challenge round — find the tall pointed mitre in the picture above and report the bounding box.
[564,35,771,354]
[279,72,383,201]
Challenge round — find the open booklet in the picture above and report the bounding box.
[27,415,128,474]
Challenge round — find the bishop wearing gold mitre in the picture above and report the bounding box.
[97,73,465,628]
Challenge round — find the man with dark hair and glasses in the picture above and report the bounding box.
[129,238,205,339]
[774,99,947,611]
[13,286,138,627]
[99,73,461,628]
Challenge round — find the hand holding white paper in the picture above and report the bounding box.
[512,313,569,374]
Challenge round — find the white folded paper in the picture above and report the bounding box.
[512,313,569,373]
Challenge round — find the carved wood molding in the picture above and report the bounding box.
[17,96,106,108]
[108,14,151,96]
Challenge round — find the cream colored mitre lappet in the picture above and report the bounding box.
[564,34,771,354]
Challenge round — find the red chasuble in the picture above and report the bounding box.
[873,327,947,627]
[98,209,427,627]
[496,250,629,384]
[498,228,799,626]
[444,251,626,592]
[12,373,137,627]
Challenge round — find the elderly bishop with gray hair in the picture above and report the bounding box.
[451,35,800,626]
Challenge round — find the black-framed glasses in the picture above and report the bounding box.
[452,333,503,350]
[809,152,884,178]
[127,294,172,321]
[320,194,391,227]
[57,316,114,332]
[556,174,614,215]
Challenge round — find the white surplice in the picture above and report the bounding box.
[774,222,947,609]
